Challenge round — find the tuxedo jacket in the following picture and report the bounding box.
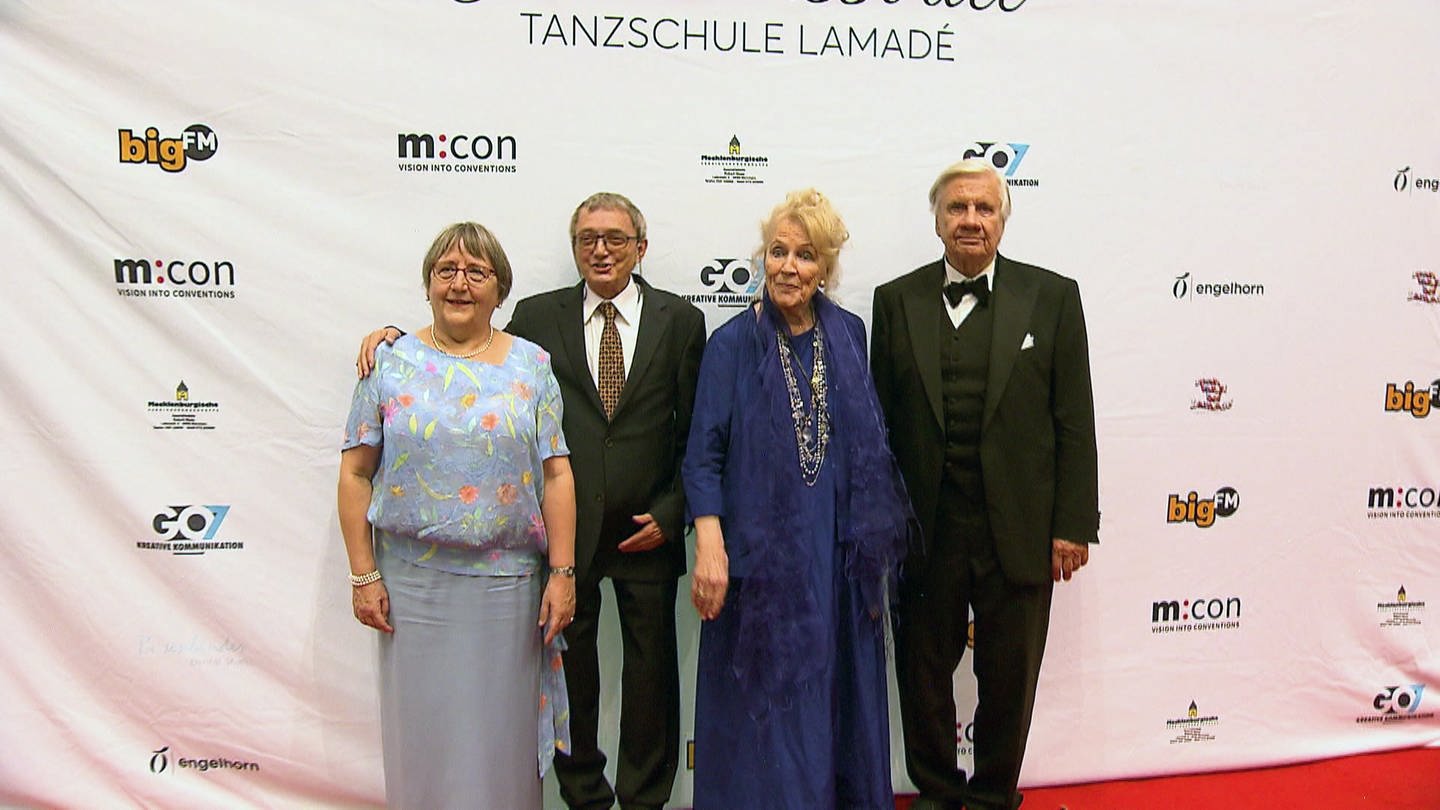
[507,276,706,583]
[871,255,1099,585]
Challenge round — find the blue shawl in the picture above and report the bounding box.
[726,289,915,714]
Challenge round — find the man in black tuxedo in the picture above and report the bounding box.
[506,193,705,810]
[871,160,1098,810]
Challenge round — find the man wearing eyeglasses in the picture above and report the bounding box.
[507,192,704,810]
[357,194,704,809]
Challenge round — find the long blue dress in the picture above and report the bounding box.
[685,307,893,810]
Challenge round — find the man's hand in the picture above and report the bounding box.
[355,326,403,378]
[1051,538,1090,583]
[617,513,666,553]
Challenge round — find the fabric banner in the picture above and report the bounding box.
[1,1,1437,805]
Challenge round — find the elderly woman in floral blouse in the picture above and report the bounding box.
[338,222,576,810]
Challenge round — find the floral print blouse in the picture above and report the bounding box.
[343,334,569,576]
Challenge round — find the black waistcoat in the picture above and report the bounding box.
[938,298,994,503]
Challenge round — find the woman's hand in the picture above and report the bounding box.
[352,580,393,633]
[355,326,403,378]
[691,516,729,621]
[539,574,576,645]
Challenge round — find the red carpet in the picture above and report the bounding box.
[896,746,1440,809]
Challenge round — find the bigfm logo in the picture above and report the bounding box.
[1190,378,1233,411]
[1357,685,1433,724]
[962,141,1035,186]
[1151,595,1242,633]
[1366,485,1440,519]
[682,258,762,307]
[1172,272,1265,301]
[148,380,219,431]
[118,125,217,173]
[700,135,769,186]
[396,130,518,174]
[114,257,236,300]
[136,505,243,555]
[1410,271,1440,305]
[1394,166,1439,194]
[1166,487,1239,528]
[1378,585,1426,628]
[1383,379,1439,418]
[1165,700,1218,744]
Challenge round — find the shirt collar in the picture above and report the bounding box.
[944,256,996,286]
[582,275,643,323]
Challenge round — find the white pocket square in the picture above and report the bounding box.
[1021,333,1035,350]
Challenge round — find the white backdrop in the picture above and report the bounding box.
[2,1,1438,806]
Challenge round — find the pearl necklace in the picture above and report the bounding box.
[430,324,494,359]
[776,320,830,486]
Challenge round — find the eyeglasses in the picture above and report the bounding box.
[433,265,495,284]
[573,232,639,250]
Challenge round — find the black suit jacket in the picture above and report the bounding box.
[507,276,706,583]
[871,255,1099,585]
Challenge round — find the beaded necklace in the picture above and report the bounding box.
[776,320,830,486]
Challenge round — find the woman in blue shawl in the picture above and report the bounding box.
[684,189,914,809]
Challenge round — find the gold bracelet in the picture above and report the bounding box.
[549,565,576,578]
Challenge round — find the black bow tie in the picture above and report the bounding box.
[944,276,990,308]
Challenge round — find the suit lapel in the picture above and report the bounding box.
[901,261,947,430]
[612,276,668,418]
[984,255,1037,430]
[557,282,606,416]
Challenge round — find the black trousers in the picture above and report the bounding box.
[896,473,1053,810]
[554,574,680,810]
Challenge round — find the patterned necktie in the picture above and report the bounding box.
[597,301,624,419]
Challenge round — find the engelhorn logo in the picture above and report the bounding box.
[1172,272,1264,300]
[1394,166,1439,193]
[147,744,260,774]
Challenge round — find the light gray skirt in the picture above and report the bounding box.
[376,545,560,810]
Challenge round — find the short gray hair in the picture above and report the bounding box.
[569,192,647,242]
[420,222,514,304]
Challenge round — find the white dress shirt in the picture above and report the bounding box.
[582,277,642,388]
[943,258,996,329]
